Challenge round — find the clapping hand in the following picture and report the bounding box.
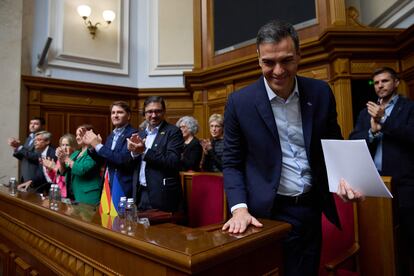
[82,130,102,148]
[42,156,56,171]
[200,139,212,154]
[127,133,146,154]
[55,147,67,162]
[7,137,21,149]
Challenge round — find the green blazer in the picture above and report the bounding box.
[68,149,102,205]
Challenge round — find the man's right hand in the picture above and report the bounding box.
[8,137,20,148]
[127,133,145,154]
[222,207,263,234]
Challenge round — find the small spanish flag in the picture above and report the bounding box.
[99,170,124,217]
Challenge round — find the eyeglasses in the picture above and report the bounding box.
[144,109,164,115]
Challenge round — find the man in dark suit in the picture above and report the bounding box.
[15,131,56,193]
[349,66,414,274]
[127,96,184,212]
[221,20,361,276]
[83,101,138,199]
[8,117,45,183]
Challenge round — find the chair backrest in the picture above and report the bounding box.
[185,173,225,227]
[320,194,358,276]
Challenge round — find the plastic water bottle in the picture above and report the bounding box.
[8,177,17,196]
[49,184,56,207]
[125,198,137,235]
[54,185,61,208]
[118,197,127,233]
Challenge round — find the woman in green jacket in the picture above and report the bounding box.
[58,124,102,205]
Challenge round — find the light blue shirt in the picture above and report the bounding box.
[95,126,126,152]
[138,126,159,187]
[265,77,312,196]
[230,77,312,213]
[369,94,398,172]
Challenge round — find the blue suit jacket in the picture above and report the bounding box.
[349,96,414,207]
[91,124,138,198]
[135,121,184,211]
[223,76,342,226]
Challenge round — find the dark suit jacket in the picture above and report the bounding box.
[180,137,202,171]
[14,145,56,192]
[90,124,138,198]
[136,121,184,211]
[349,96,414,207]
[13,135,37,183]
[223,75,342,226]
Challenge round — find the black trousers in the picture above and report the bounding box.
[271,194,322,276]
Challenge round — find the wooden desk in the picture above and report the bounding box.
[0,186,291,275]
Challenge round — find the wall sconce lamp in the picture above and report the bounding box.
[77,5,116,39]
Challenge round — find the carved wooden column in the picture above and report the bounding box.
[192,90,207,138]
[329,0,347,26]
[331,58,353,138]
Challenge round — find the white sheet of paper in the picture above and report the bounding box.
[321,139,392,198]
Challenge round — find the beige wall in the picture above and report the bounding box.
[0,0,24,181]
[159,0,194,65]
[359,0,397,24]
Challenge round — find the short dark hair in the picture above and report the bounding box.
[110,101,131,114]
[142,96,166,116]
[31,117,45,126]
[256,19,300,53]
[77,124,94,131]
[371,67,400,80]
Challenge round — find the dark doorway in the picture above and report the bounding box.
[351,79,377,126]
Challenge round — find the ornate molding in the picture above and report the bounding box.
[298,66,329,80]
[148,0,194,76]
[0,213,119,275]
[47,0,129,75]
[350,61,399,74]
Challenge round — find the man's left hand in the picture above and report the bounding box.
[336,178,365,202]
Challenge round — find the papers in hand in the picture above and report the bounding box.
[321,139,392,198]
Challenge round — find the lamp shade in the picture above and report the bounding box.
[102,10,116,23]
[77,5,91,18]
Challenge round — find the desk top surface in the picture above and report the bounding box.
[0,184,290,259]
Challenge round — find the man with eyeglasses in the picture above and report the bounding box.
[16,131,56,193]
[127,96,184,212]
[83,101,138,200]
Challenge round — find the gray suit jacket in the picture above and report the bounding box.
[13,135,38,183]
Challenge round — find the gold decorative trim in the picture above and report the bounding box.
[298,67,329,80]
[346,6,368,28]
[351,61,399,74]
[0,214,120,276]
[207,87,227,100]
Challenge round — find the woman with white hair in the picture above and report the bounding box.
[176,116,203,171]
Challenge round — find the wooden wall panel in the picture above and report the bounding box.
[22,76,193,147]
[67,113,110,144]
[44,112,65,146]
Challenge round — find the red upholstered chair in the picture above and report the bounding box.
[319,194,360,276]
[180,172,227,227]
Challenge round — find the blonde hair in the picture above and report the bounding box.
[208,114,224,126]
[59,133,77,150]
